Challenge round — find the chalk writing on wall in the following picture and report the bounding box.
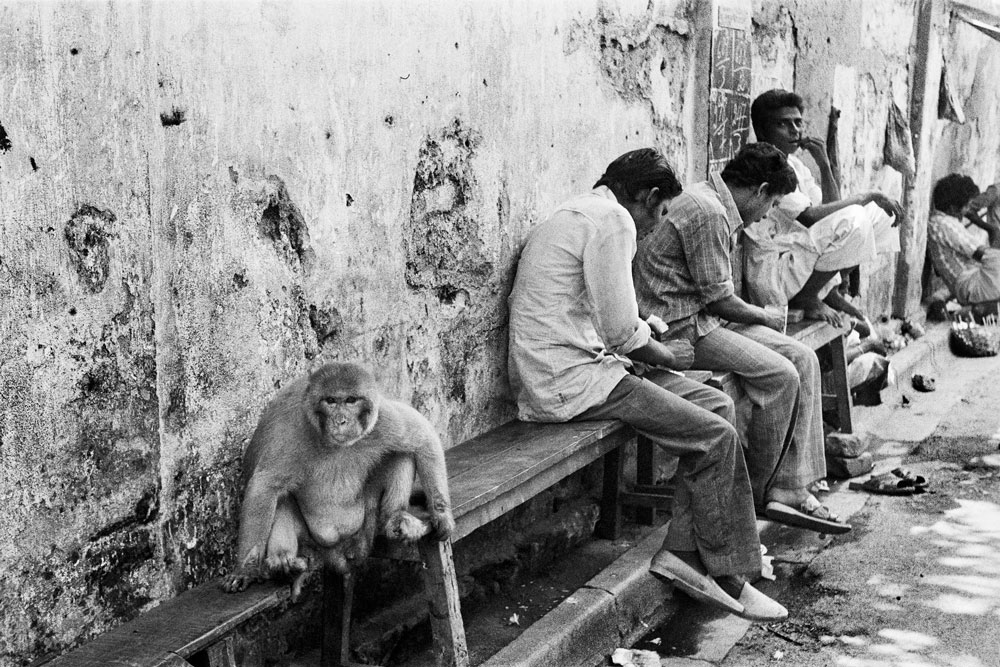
[708,26,752,175]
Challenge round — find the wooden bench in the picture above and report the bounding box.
[634,319,854,524]
[45,419,651,667]
[44,329,853,667]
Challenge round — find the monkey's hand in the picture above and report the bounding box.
[429,507,455,542]
[222,567,258,593]
[221,546,265,593]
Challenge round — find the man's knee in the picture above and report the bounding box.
[703,388,736,423]
[783,340,821,380]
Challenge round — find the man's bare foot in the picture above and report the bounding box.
[766,486,813,509]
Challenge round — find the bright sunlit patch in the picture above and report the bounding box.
[923,574,1000,597]
[877,628,939,647]
[838,635,869,646]
[876,582,909,598]
[938,556,989,568]
[945,655,988,667]
[868,643,907,656]
[924,593,995,615]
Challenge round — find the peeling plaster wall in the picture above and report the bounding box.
[0,1,697,663]
[933,18,1000,188]
[751,0,915,317]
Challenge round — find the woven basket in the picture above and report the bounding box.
[950,322,1000,357]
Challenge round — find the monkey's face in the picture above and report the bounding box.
[305,362,381,447]
[315,393,378,446]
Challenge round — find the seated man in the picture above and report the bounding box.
[928,174,1000,310]
[508,148,786,622]
[745,88,902,327]
[633,143,850,536]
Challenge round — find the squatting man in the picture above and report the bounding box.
[744,89,902,330]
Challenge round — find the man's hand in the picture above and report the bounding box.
[798,137,830,168]
[662,339,695,371]
[761,308,787,333]
[863,191,903,224]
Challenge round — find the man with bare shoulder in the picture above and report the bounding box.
[507,148,786,622]
[745,89,903,328]
[633,143,852,539]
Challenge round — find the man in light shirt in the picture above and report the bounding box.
[633,143,851,538]
[744,89,902,327]
[508,148,786,622]
[927,174,1000,310]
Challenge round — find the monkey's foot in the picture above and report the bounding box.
[266,554,308,577]
[387,511,431,542]
[429,509,456,541]
[221,570,256,593]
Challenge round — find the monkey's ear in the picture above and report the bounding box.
[359,398,379,435]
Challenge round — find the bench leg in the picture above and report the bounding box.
[204,637,236,667]
[321,567,354,667]
[828,335,854,434]
[595,446,624,539]
[635,435,656,526]
[418,539,469,667]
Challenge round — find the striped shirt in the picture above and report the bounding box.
[927,210,985,292]
[633,173,744,332]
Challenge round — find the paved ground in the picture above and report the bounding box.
[635,334,1000,667]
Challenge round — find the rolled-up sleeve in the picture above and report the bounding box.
[675,206,735,304]
[582,215,652,355]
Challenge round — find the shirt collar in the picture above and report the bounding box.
[709,172,745,234]
[593,184,618,203]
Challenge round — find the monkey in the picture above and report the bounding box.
[222,362,455,598]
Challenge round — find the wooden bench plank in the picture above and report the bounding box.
[785,320,842,350]
[443,420,623,479]
[45,582,290,667]
[451,426,633,540]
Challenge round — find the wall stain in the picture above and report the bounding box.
[0,120,11,152]
[64,205,115,293]
[406,118,492,299]
[160,108,187,127]
[257,176,315,271]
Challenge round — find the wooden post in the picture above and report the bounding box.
[595,446,624,539]
[417,539,469,667]
[893,0,945,317]
[321,568,354,667]
[827,335,854,434]
[635,436,656,525]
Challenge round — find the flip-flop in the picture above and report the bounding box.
[848,471,919,495]
[763,498,852,535]
[890,467,929,490]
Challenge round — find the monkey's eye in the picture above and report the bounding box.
[345,396,360,404]
[323,397,339,405]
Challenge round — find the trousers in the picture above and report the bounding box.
[573,369,761,578]
[665,319,826,506]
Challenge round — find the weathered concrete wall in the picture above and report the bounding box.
[933,14,1000,189]
[0,1,698,663]
[751,0,915,318]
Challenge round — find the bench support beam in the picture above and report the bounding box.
[595,446,624,539]
[418,539,469,667]
[321,568,354,667]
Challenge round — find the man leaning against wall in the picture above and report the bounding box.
[507,148,786,622]
[633,142,851,538]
